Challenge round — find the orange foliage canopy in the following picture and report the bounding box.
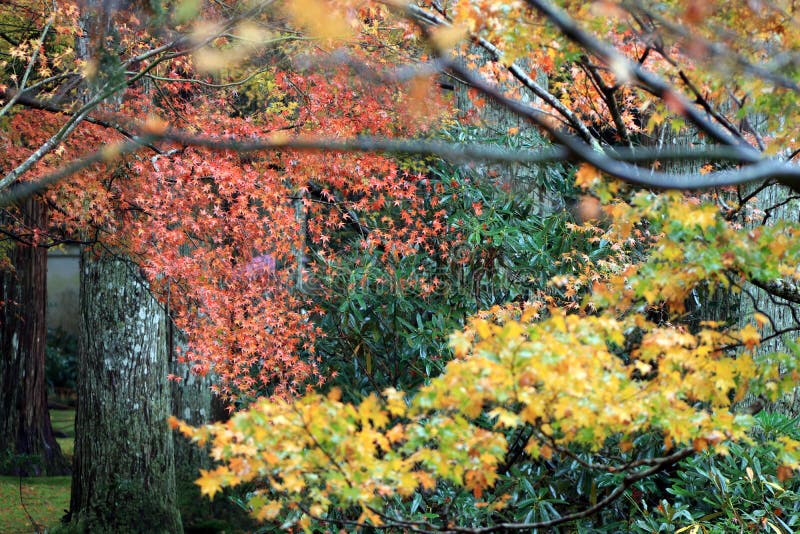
[1,0,453,398]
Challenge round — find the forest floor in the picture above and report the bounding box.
[0,409,74,534]
[0,408,252,533]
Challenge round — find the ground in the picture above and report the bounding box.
[0,409,73,534]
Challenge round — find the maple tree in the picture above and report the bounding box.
[3,0,800,531]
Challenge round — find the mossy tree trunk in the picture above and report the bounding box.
[0,197,69,476]
[69,249,182,532]
[170,329,212,494]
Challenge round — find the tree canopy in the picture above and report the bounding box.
[3,0,800,531]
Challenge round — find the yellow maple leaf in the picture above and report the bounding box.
[384,387,407,416]
[575,163,601,189]
[386,424,405,443]
[416,471,436,490]
[255,500,283,521]
[740,324,761,349]
[487,407,520,428]
[358,506,383,526]
[195,469,223,499]
[282,474,305,493]
[360,394,389,428]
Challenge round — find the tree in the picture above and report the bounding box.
[64,0,190,529]
[4,0,800,531]
[69,249,182,531]
[0,195,69,476]
[0,1,70,477]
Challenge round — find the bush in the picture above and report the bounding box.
[45,327,78,394]
[630,412,800,533]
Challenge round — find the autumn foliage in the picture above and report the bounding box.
[174,190,800,528]
[4,0,800,531]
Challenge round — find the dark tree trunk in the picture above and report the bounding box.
[69,249,182,532]
[171,335,213,485]
[171,329,214,479]
[0,197,69,476]
[169,305,252,532]
[170,329,215,529]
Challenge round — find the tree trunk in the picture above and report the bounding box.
[454,50,557,215]
[0,197,69,476]
[170,328,218,531]
[171,333,213,481]
[738,184,800,415]
[69,249,182,532]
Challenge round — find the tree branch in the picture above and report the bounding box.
[443,58,800,190]
[524,0,759,151]
[0,9,53,118]
[5,125,800,207]
[0,87,162,152]
[303,448,694,533]
[404,3,596,144]
[749,278,800,306]
[444,448,693,533]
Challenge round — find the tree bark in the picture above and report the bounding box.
[171,337,213,475]
[0,197,69,476]
[69,249,182,532]
[170,328,219,530]
[738,183,800,415]
[454,50,558,214]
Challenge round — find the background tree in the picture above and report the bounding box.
[0,196,69,476]
[0,0,74,477]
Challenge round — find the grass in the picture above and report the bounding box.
[0,408,252,532]
[0,476,71,533]
[0,409,74,534]
[49,409,75,461]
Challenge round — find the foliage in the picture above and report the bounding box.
[315,156,593,398]
[45,328,78,393]
[631,412,800,533]
[173,188,800,530]
[4,0,800,531]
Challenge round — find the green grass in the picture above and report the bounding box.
[49,409,75,460]
[0,409,74,533]
[0,475,71,533]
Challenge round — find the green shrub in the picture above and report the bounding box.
[629,412,800,533]
[45,328,78,394]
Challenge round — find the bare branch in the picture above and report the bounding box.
[621,0,800,95]
[524,0,759,152]
[5,124,799,207]
[444,58,800,190]
[404,3,596,143]
[750,278,800,306]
